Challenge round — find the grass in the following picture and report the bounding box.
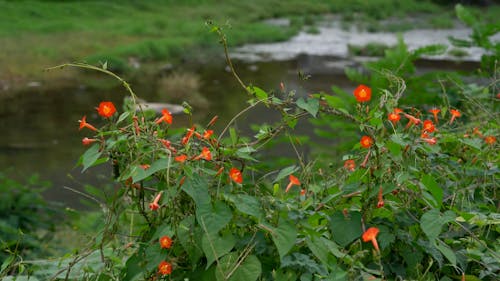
[0,0,497,90]
[348,42,392,57]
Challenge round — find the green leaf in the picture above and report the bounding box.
[284,115,298,129]
[435,239,456,266]
[306,235,343,269]
[412,44,447,58]
[132,158,170,182]
[323,93,346,108]
[82,144,102,172]
[390,134,408,146]
[182,176,211,209]
[274,165,298,183]
[202,232,236,269]
[247,86,268,102]
[296,97,319,117]
[197,200,233,237]
[306,236,330,267]
[329,211,363,247]
[420,209,456,242]
[145,241,166,272]
[116,111,130,124]
[448,36,473,48]
[420,209,442,242]
[456,4,476,27]
[386,141,402,158]
[235,146,258,162]
[459,138,482,150]
[223,194,263,220]
[273,270,297,281]
[229,127,238,146]
[320,237,344,258]
[420,174,443,208]
[263,219,297,260]
[152,223,174,241]
[216,253,261,281]
[177,216,204,266]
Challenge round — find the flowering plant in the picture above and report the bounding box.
[63,56,498,280]
[7,11,498,280]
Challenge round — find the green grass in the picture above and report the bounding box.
[0,0,496,85]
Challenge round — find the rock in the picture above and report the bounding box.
[136,101,184,115]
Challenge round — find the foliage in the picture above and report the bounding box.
[0,173,57,274]
[3,4,500,281]
[5,0,500,83]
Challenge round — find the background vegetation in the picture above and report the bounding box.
[1,0,499,90]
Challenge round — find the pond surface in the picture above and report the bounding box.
[1,21,485,209]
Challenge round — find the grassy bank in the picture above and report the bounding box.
[0,0,497,93]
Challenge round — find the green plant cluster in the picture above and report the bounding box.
[2,4,499,281]
[0,173,57,271]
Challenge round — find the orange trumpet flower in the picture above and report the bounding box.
[362,227,380,252]
[78,115,98,132]
[149,191,163,211]
[155,109,173,125]
[449,109,461,125]
[285,174,301,193]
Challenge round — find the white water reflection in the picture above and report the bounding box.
[233,21,497,62]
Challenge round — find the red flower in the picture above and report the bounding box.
[422,137,437,145]
[344,159,356,171]
[376,186,384,208]
[97,101,116,118]
[229,168,242,184]
[82,137,98,146]
[159,139,171,148]
[429,108,440,123]
[360,136,373,149]
[388,112,401,125]
[149,191,163,211]
[207,115,219,127]
[449,109,461,125]
[158,261,172,275]
[175,154,188,163]
[155,109,173,125]
[178,176,186,187]
[422,120,435,133]
[484,135,496,145]
[203,130,214,139]
[132,116,141,136]
[403,113,421,129]
[393,108,403,114]
[473,127,483,137]
[78,116,98,132]
[353,85,371,103]
[181,126,195,145]
[159,236,173,249]
[285,174,301,193]
[215,167,224,176]
[194,147,212,161]
[362,227,380,252]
